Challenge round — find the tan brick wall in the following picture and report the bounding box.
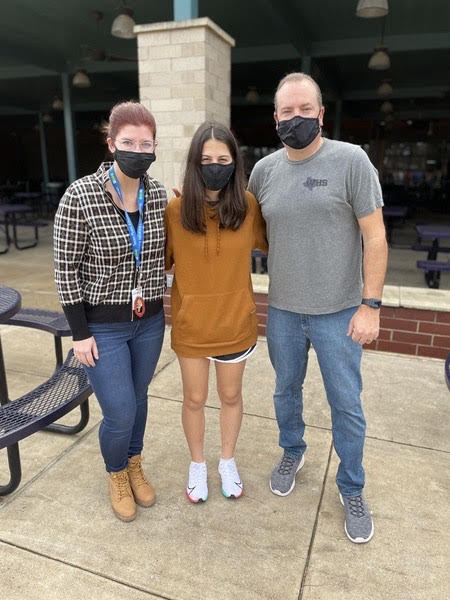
[135,18,235,195]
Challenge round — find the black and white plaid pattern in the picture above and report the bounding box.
[54,162,167,307]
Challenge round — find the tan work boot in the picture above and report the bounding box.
[128,455,156,507]
[109,468,137,522]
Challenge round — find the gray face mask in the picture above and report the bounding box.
[113,149,156,179]
[276,114,321,149]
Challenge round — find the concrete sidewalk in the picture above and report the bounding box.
[1,223,449,599]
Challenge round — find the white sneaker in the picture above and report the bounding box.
[219,457,243,499]
[186,461,208,503]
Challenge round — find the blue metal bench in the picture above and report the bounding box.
[0,218,48,251]
[446,355,450,393]
[0,309,92,495]
[416,260,450,289]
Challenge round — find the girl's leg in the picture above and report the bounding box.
[178,356,210,462]
[177,356,210,503]
[215,360,246,499]
[215,360,246,458]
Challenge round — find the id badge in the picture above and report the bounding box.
[132,285,145,318]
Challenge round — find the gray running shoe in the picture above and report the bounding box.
[270,453,305,496]
[340,493,374,543]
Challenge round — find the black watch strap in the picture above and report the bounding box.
[361,298,382,309]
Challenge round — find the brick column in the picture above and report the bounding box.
[135,18,235,193]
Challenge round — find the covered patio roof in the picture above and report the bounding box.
[1,0,449,119]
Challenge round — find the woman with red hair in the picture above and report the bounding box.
[54,101,166,522]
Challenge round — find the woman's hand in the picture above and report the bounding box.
[73,336,99,367]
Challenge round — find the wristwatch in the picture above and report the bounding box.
[361,298,382,309]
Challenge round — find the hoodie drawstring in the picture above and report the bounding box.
[203,208,221,258]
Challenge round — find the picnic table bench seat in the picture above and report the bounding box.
[0,310,92,496]
[6,308,72,369]
[446,355,450,392]
[0,217,48,250]
[416,259,450,289]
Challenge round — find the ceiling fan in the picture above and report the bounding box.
[82,45,137,62]
[81,10,137,63]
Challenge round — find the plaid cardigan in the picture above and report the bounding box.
[54,162,167,338]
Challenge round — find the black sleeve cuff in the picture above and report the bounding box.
[62,303,91,341]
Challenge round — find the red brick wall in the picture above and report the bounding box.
[367,306,450,359]
[164,292,450,360]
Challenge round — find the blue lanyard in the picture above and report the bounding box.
[109,167,145,269]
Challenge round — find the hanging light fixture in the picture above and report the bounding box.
[52,96,64,110]
[356,0,389,18]
[42,113,53,123]
[245,87,260,103]
[368,46,390,70]
[111,6,136,39]
[72,69,91,88]
[377,80,392,96]
[380,100,394,113]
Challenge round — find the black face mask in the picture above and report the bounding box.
[200,163,235,191]
[113,149,156,179]
[276,114,321,150]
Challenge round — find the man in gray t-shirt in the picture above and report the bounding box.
[248,72,388,544]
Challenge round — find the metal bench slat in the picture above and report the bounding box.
[416,260,450,272]
[0,351,92,449]
[6,308,71,336]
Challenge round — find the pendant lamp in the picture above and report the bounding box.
[368,46,390,70]
[111,7,136,39]
[356,0,389,18]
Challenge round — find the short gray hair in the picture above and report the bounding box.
[274,72,322,110]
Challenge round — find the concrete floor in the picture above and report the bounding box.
[0,221,449,600]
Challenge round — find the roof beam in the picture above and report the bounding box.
[232,83,449,106]
[311,32,450,58]
[0,105,36,116]
[0,65,57,79]
[355,109,450,120]
[231,32,450,65]
[0,61,138,82]
[0,40,64,73]
[343,86,449,101]
[232,44,300,64]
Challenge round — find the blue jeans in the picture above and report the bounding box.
[84,310,165,472]
[267,305,365,497]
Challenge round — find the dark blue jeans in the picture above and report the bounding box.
[267,305,365,497]
[84,310,165,472]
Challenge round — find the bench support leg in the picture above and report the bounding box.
[12,222,39,250]
[0,443,22,496]
[54,336,64,370]
[44,399,90,435]
[424,270,441,289]
[424,239,441,289]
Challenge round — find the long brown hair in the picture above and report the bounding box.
[181,122,247,233]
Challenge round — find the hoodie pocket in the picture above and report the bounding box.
[175,288,256,349]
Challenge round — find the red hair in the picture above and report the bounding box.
[106,101,156,140]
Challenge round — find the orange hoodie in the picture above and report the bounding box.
[165,191,268,358]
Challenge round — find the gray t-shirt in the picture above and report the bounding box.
[248,138,383,315]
